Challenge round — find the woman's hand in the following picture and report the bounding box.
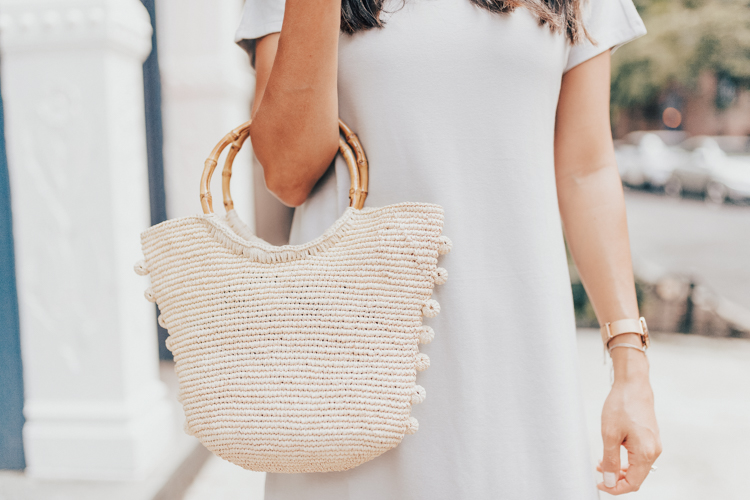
[598,345,662,495]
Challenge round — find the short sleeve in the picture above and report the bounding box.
[235,0,287,66]
[564,0,646,73]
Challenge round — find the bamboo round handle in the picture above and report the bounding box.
[200,119,369,215]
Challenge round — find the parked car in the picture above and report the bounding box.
[679,135,750,156]
[665,137,750,203]
[615,132,687,189]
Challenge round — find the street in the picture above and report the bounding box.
[624,190,750,311]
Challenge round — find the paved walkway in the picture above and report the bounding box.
[624,190,750,311]
[183,329,750,499]
[578,328,750,500]
[182,457,264,500]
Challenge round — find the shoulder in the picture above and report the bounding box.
[235,0,286,43]
[565,0,647,73]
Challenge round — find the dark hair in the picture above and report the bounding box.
[340,0,590,43]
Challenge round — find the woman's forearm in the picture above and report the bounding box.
[250,0,341,207]
[557,166,649,378]
[554,51,647,378]
[557,166,638,325]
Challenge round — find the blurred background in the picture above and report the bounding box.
[0,0,748,499]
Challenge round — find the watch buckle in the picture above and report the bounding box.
[640,316,650,349]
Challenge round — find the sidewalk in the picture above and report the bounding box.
[183,329,750,500]
[183,458,264,500]
[578,328,750,500]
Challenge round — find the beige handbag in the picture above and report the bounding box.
[135,120,451,473]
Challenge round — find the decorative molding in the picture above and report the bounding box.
[0,0,152,60]
[23,381,166,422]
[0,0,174,480]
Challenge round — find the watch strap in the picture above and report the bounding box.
[601,317,649,347]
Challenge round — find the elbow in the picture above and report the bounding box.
[248,124,311,207]
[256,150,329,208]
[264,169,311,207]
[250,122,339,208]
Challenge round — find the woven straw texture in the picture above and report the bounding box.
[138,202,450,473]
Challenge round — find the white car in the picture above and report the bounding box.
[710,159,750,203]
[615,132,686,189]
[665,138,750,203]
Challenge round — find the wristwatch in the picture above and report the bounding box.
[600,317,650,349]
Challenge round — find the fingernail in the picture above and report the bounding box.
[604,472,617,488]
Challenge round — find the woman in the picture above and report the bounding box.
[236,0,661,498]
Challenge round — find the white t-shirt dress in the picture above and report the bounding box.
[235,1,646,498]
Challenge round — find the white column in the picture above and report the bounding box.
[0,0,173,480]
[156,0,255,224]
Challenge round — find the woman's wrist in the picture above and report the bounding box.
[609,333,650,382]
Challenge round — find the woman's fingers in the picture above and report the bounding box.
[597,435,661,494]
[600,432,623,488]
[597,464,649,495]
[624,460,653,491]
[596,461,628,474]
[596,464,647,494]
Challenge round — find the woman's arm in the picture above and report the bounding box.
[250,0,341,207]
[554,51,662,495]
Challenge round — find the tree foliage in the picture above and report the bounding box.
[611,0,750,109]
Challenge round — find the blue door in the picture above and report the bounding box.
[140,0,172,360]
[0,70,26,470]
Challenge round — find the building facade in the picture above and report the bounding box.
[0,0,254,485]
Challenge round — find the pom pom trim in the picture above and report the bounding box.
[422,299,440,318]
[411,385,426,404]
[416,353,430,372]
[405,416,419,435]
[419,325,435,344]
[435,267,448,285]
[134,259,149,276]
[437,235,453,255]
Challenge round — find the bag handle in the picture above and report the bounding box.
[200,119,369,214]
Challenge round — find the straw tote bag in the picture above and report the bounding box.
[135,119,451,473]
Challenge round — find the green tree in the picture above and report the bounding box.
[611,0,750,110]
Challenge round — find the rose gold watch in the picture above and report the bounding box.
[600,317,650,349]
